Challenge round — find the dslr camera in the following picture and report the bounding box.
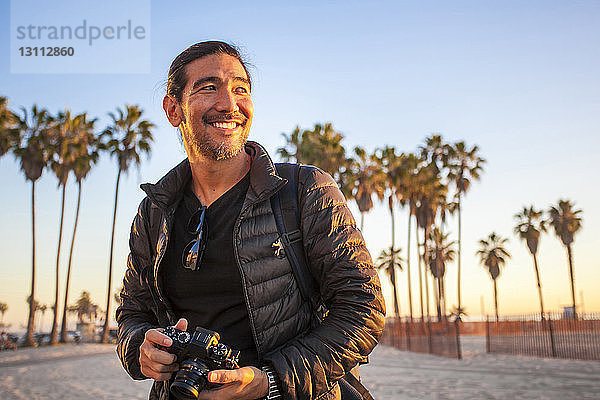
[159,326,240,399]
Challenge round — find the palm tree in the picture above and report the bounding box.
[114,286,123,308]
[376,247,404,316]
[277,123,352,195]
[351,146,385,231]
[449,305,468,322]
[417,136,451,320]
[38,304,48,332]
[414,164,447,320]
[60,114,98,342]
[100,105,154,343]
[374,146,405,317]
[514,206,546,319]
[447,141,485,320]
[395,153,421,321]
[14,105,53,346]
[477,233,511,321]
[548,200,583,318]
[0,96,19,156]
[0,101,19,333]
[0,302,7,325]
[431,197,457,318]
[277,125,305,162]
[25,296,44,332]
[49,108,81,344]
[68,291,99,324]
[418,134,451,176]
[427,227,456,319]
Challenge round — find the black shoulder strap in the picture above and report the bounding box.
[271,163,374,400]
[341,373,375,400]
[271,163,319,310]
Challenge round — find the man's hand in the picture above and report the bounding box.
[196,366,269,400]
[139,318,188,381]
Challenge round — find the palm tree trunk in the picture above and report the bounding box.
[416,225,424,320]
[433,273,441,321]
[389,254,400,317]
[566,245,577,318]
[50,183,67,345]
[531,253,545,319]
[437,274,443,320]
[441,277,447,318]
[493,279,499,322]
[457,193,462,318]
[25,181,37,347]
[103,168,121,343]
[388,199,400,317]
[423,227,431,320]
[61,180,82,342]
[406,210,414,321]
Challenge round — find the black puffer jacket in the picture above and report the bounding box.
[116,141,385,400]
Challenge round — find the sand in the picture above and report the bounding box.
[1,337,599,399]
[361,337,600,400]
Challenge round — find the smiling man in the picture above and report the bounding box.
[116,41,385,400]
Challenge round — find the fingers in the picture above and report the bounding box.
[140,336,177,364]
[139,352,179,381]
[197,367,269,399]
[173,318,188,331]
[144,328,173,347]
[138,321,188,382]
[139,328,179,381]
[208,367,256,385]
[208,369,238,384]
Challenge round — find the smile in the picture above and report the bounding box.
[209,121,241,129]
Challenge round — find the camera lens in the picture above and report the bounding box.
[170,359,210,399]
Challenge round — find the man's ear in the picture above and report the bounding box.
[163,95,184,127]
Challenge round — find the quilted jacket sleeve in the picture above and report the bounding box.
[263,166,386,399]
[115,197,160,380]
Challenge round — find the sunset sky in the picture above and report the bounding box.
[1,1,598,331]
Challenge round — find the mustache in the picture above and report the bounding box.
[203,112,248,125]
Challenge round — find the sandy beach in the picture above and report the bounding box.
[1,337,599,399]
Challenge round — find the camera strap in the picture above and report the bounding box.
[271,163,374,400]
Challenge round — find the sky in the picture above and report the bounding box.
[0,0,599,332]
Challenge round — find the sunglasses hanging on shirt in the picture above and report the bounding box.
[182,205,208,270]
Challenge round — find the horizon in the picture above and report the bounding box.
[1,0,599,332]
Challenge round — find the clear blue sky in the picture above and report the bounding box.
[1,0,599,331]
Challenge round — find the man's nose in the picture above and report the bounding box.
[214,89,238,113]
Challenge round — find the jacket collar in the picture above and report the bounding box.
[140,141,285,212]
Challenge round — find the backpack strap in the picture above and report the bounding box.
[271,163,374,400]
[271,163,319,311]
[341,373,375,400]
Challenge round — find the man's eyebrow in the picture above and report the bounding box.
[190,77,221,91]
[190,76,250,91]
[233,76,250,85]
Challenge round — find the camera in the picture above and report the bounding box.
[159,326,240,399]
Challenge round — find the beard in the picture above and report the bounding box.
[188,130,249,160]
[184,112,250,161]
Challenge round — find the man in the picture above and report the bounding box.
[116,41,385,400]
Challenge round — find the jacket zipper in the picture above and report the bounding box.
[233,183,286,362]
[153,210,177,325]
[233,202,261,360]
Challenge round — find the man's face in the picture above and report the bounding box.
[176,54,253,161]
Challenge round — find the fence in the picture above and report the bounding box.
[381,317,461,359]
[486,313,600,360]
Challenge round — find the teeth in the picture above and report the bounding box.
[212,122,237,129]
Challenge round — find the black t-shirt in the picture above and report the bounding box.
[161,172,257,366]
